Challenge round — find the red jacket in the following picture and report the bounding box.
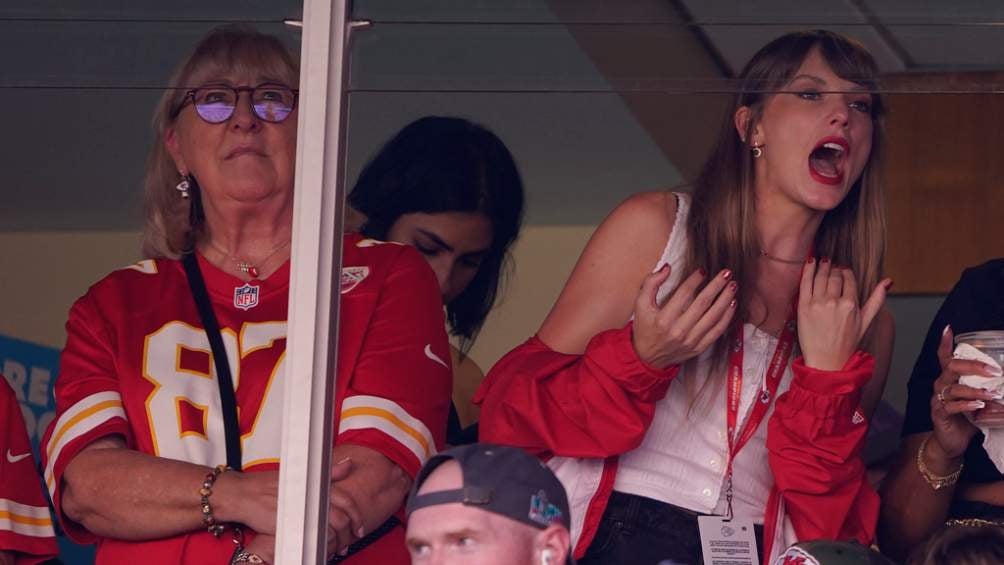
[475,323,878,563]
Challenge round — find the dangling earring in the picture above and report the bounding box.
[176,172,191,199]
[751,144,764,159]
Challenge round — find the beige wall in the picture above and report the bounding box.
[463,225,595,372]
[0,231,142,349]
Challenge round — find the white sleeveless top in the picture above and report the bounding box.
[613,193,795,523]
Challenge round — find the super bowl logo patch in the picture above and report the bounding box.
[774,546,820,565]
[528,490,563,527]
[341,266,370,294]
[233,283,260,310]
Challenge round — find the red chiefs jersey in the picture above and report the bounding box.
[0,378,58,564]
[40,233,452,564]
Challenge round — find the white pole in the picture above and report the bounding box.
[276,0,350,563]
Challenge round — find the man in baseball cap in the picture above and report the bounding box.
[405,443,573,565]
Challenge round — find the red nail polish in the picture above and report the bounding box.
[722,269,733,280]
[820,256,830,264]
[806,256,815,264]
[729,281,738,291]
[699,268,707,276]
[884,279,894,290]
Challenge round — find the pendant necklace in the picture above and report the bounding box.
[206,239,290,279]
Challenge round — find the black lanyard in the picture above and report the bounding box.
[182,252,243,471]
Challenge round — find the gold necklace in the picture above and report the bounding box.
[206,239,290,279]
[758,248,806,265]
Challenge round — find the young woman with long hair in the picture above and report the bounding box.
[476,30,894,564]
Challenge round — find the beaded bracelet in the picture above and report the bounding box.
[200,464,229,537]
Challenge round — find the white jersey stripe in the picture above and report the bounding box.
[0,498,55,538]
[338,415,430,466]
[338,395,437,465]
[43,391,126,496]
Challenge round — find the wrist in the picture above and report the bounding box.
[211,469,244,523]
[926,435,966,471]
[918,435,964,490]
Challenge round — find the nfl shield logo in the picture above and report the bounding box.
[233,283,260,310]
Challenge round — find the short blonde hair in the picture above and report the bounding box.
[141,25,299,258]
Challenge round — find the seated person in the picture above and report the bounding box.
[405,443,572,565]
[1,378,57,565]
[348,116,525,444]
[879,258,1004,560]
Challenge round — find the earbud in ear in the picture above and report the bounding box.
[541,548,554,565]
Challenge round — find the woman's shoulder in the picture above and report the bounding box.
[591,190,681,249]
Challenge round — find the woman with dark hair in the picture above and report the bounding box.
[477,30,893,564]
[879,259,1004,560]
[349,116,525,444]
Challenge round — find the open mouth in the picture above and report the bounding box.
[808,137,849,186]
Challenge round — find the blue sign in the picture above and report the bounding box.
[1,333,95,564]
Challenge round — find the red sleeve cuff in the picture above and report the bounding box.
[583,323,680,402]
[782,351,875,421]
[336,429,423,479]
[792,351,875,395]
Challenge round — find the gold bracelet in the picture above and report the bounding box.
[917,436,963,490]
[200,464,230,537]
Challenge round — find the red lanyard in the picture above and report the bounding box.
[723,300,797,519]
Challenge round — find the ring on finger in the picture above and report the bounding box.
[938,385,951,404]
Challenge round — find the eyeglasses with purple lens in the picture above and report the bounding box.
[172,83,299,124]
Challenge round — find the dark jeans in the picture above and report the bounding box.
[579,491,764,565]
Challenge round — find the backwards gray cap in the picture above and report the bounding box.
[406,443,574,564]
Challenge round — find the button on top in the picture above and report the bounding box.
[702,488,712,497]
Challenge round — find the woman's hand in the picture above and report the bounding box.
[797,258,889,371]
[326,457,365,557]
[929,325,1004,460]
[632,265,738,369]
[216,470,279,536]
[243,534,275,564]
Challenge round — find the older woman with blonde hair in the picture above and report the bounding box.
[41,25,451,564]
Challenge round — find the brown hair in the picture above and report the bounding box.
[141,25,299,258]
[910,526,1004,565]
[686,29,886,377]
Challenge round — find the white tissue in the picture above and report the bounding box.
[955,343,1004,473]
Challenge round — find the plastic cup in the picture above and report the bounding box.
[956,331,1004,425]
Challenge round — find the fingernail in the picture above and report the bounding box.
[943,324,952,336]
[698,267,707,276]
[884,279,894,290]
[806,256,815,264]
[340,547,349,556]
[336,457,352,465]
[722,269,732,280]
[357,527,365,537]
[820,256,830,264]
[728,281,738,291]
[729,299,737,309]
[969,401,987,410]
[994,392,1004,400]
